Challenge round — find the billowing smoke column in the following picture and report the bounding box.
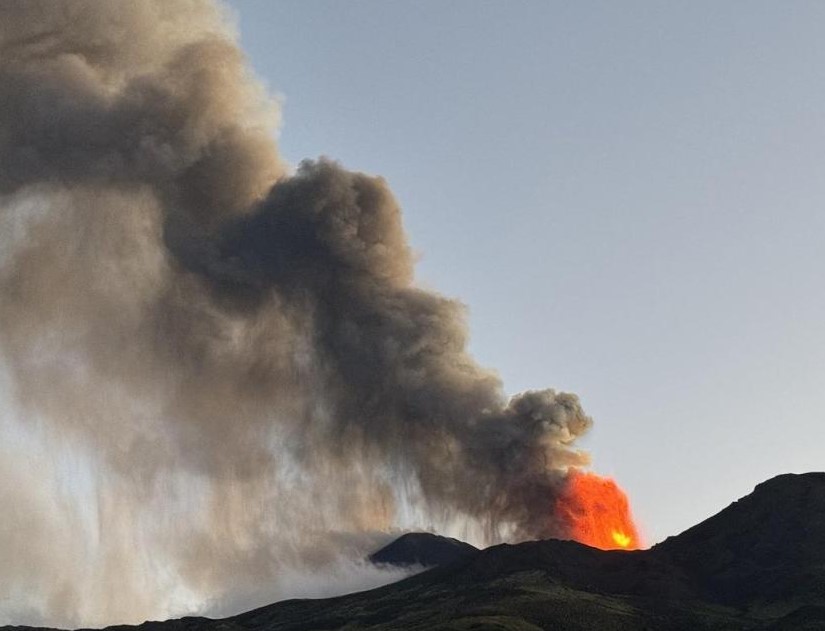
[0,0,597,625]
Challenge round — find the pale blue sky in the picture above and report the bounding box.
[229,1,825,544]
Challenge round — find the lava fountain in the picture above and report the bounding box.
[554,470,642,550]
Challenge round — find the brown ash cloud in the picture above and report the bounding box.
[0,0,592,625]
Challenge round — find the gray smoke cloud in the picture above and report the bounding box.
[0,0,593,625]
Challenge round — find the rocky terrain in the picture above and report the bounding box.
[4,472,824,630]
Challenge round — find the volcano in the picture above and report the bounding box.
[3,472,824,630]
[368,532,478,568]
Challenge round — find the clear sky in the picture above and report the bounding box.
[227,0,825,544]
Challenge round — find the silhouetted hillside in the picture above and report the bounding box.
[3,472,824,630]
[653,472,825,610]
[368,532,478,568]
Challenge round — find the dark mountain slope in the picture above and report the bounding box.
[368,532,478,568]
[3,472,824,630]
[653,472,825,611]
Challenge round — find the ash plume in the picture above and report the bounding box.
[0,0,592,625]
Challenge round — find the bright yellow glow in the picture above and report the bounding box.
[611,530,631,548]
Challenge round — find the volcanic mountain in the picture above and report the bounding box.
[367,532,479,568]
[4,472,824,630]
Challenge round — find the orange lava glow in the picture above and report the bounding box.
[554,470,642,550]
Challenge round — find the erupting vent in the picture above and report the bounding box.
[555,470,641,550]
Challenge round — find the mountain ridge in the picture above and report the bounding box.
[368,532,478,568]
[4,472,824,630]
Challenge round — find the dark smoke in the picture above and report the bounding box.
[0,0,592,625]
